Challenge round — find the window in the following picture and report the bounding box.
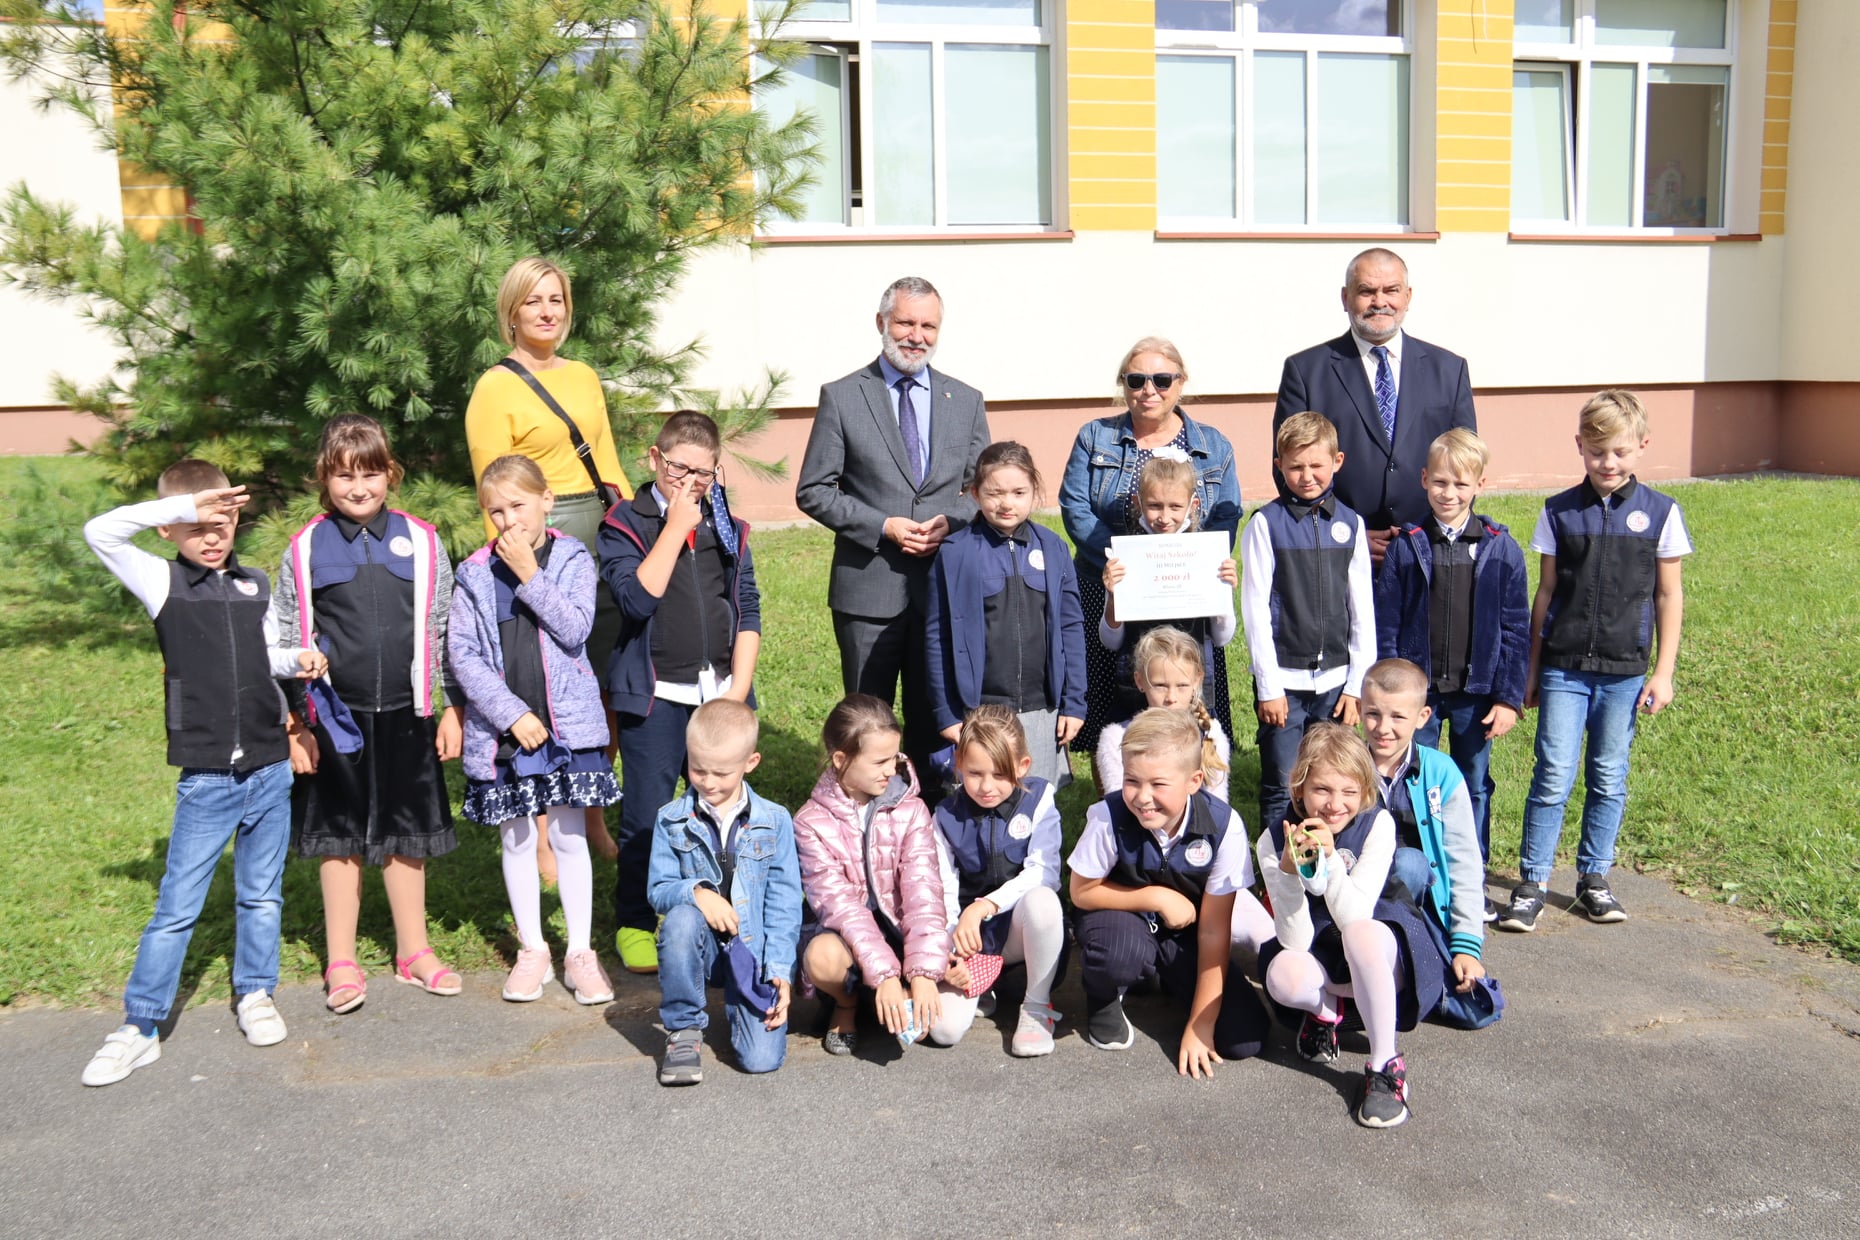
[755,0,1054,230]
[1513,0,1734,230]
[1155,0,1411,229]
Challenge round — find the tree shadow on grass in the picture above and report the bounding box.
[100,839,234,1028]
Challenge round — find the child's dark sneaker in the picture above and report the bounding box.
[1496,883,1546,932]
[1484,896,1499,924]
[1356,1055,1410,1128]
[1296,1005,1343,1063]
[659,1028,703,1085]
[1576,875,1628,923]
[1084,997,1134,1051]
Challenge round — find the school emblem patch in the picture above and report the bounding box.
[233,578,259,596]
[1027,548,1045,572]
[1330,520,1352,544]
[1007,814,1033,840]
[1184,839,1213,867]
[1625,511,1651,533]
[1336,848,1359,872]
[390,535,415,557]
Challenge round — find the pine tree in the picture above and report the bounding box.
[0,0,814,523]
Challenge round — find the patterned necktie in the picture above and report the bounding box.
[894,375,925,486]
[1371,345,1397,445]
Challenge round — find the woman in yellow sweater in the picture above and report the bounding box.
[466,258,632,884]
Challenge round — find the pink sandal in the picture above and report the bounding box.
[394,948,462,996]
[324,960,366,1014]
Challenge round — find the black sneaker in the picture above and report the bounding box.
[659,1029,703,1086]
[1576,876,1628,923]
[1484,896,1500,924]
[1085,997,1134,1051]
[1496,883,1546,932]
[1355,1055,1410,1128]
[1296,1005,1343,1063]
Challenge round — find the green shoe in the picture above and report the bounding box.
[617,927,659,975]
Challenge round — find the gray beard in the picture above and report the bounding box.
[880,334,935,375]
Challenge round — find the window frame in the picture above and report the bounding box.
[1512,0,1739,234]
[1154,1,1414,232]
[754,0,1059,234]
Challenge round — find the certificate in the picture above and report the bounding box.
[1108,531,1232,623]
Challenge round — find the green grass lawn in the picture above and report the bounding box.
[2,460,1856,1009]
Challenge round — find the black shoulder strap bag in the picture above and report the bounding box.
[495,358,623,512]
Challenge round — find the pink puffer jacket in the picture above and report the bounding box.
[794,759,950,986]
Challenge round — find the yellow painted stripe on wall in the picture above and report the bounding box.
[1433,0,1514,230]
[1761,0,1796,235]
[1067,0,1157,228]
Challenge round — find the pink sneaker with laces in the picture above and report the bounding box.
[1010,1003,1061,1057]
[562,949,615,1005]
[502,947,553,1002]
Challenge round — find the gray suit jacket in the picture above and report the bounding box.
[796,358,991,617]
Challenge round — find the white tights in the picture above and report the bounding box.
[1264,919,1404,1071]
[499,809,592,953]
[929,886,1066,1046]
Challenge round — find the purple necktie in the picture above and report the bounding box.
[894,375,925,486]
[1371,345,1397,445]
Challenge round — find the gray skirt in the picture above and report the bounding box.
[1017,707,1074,790]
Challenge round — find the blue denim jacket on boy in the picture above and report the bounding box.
[1373,515,1531,710]
[1058,412,1241,570]
[648,784,803,986]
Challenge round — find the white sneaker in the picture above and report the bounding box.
[236,990,288,1047]
[1010,1003,1059,1058]
[82,1025,161,1086]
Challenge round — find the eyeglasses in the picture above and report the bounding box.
[661,459,719,483]
[1123,372,1181,392]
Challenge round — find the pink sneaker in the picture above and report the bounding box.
[502,947,553,1002]
[1010,1003,1060,1058]
[562,949,615,1005]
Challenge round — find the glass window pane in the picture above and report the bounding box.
[1315,53,1407,224]
[1514,0,1572,42]
[870,44,935,226]
[1594,0,1725,49]
[1253,51,1307,225]
[1643,65,1727,227]
[1511,68,1570,221]
[1158,56,1236,219]
[1586,62,1636,226]
[1157,0,1233,32]
[945,44,1051,225]
[876,0,1038,26]
[758,52,847,224]
[1259,0,1399,37]
[791,0,851,20]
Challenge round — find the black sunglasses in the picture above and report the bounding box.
[1124,372,1180,392]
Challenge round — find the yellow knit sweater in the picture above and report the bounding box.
[464,359,634,536]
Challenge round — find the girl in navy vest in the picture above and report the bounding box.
[1068,709,1272,1077]
[1098,455,1237,748]
[1255,723,1444,1129]
[928,706,1066,1056]
[925,442,1087,788]
[276,416,463,1012]
[450,455,621,1008]
[1094,625,1231,802]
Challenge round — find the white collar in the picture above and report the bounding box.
[1350,328,1405,360]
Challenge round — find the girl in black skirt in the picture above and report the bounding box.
[277,416,465,1012]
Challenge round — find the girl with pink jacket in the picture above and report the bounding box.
[796,695,955,1056]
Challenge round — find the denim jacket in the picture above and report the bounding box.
[1058,411,1243,571]
[647,783,803,985]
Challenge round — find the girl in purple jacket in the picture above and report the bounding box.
[450,455,620,1009]
[795,695,954,1056]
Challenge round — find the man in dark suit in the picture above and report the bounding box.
[1273,247,1476,563]
[797,276,992,780]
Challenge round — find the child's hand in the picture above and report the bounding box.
[953,900,993,956]
[693,885,739,936]
[190,485,250,522]
[1155,888,1199,931]
[1057,714,1083,745]
[287,716,320,775]
[940,723,961,743]
[909,974,942,1032]
[943,955,973,992]
[663,475,705,540]
[1101,556,1126,593]
[435,705,463,761]
[1333,693,1360,727]
[1177,1017,1223,1079]
[1640,673,1675,715]
[1523,670,1540,711]
[875,975,910,1034]
[1451,953,1487,993]
[763,978,792,1031]
[1280,818,1334,875]
[495,527,540,583]
[295,649,329,680]
[1483,701,1520,739]
[1217,557,1237,587]
[509,711,549,751]
[1256,696,1289,728]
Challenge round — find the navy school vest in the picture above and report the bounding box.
[153,554,289,771]
[1105,789,1230,902]
[1262,490,1360,674]
[306,513,418,710]
[1266,806,1382,936]
[936,777,1050,910]
[1540,478,1676,676]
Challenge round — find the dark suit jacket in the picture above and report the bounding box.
[796,358,992,617]
[1273,331,1476,529]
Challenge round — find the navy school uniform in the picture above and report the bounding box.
[933,777,1063,956]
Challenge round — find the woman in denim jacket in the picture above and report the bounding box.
[1058,337,1243,773]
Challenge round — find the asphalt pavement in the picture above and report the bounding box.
[3,870,1857,1240]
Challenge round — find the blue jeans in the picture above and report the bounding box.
[1418,689,1498,863]
[1256,684,1344,838]
[657,903,787,1074]
[1519,667,1643,885]
[1387,846,1435,905]
[123,761,293,1024]
[615,701,696,932]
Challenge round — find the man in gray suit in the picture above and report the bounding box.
[797,276,992,781]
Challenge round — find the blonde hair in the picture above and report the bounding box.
[1361,657,1429,704]
[956,704,1030,786]
[477,454,549,500]
[496,257,574,348]
[1131,627,1227,781]
[1119,707,1205,778]
[1289,722,1378,811]
[687,699,759,761]
[1135,456,1200,529]
[1114,335,1188,403]
[1275,411,1340,461]
[1425,427,1489,483]
[1578,389,1649,445]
